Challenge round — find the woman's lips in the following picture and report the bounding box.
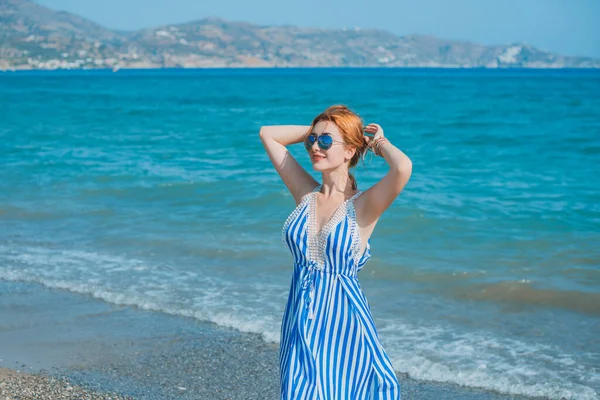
[312,154,325,162]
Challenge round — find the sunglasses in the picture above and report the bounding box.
[304,133,345,151]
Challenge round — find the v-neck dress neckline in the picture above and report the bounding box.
[307,185,363,269]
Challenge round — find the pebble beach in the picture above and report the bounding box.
[0,367,132,400]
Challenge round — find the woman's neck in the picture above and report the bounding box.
[320,170,355,197]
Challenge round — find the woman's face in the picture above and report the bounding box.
[307,121,355,171]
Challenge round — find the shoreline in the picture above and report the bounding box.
[0,280,545,399]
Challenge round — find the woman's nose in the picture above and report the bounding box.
[311,139,320,150]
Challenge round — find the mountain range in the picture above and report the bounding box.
[1,0,598,70]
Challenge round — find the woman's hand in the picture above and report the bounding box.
[364,123,384,145]
[363,123,385,154]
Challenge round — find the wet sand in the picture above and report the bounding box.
[0,281,541,399]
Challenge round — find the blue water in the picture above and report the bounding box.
[1,68,599,399]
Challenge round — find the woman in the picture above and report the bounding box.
[260,105,412,399]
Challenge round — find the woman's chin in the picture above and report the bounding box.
[311,158,345,171]
[311,161,327,171]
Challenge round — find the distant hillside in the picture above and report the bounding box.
[1,0,598,70]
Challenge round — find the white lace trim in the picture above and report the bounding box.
[282,185,366,270]
[308,186,363,270]
[280,192,312,244]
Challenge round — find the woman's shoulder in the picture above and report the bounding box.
[291,183,320,207]
[301,183,322,200]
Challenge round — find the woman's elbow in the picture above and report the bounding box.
[260,126,277,140]
[394,156,412,177]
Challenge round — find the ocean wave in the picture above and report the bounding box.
[381,321,600,400]
[0,245,598,399]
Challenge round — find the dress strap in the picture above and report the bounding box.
[349,190,364,202]
[347,189,367,268]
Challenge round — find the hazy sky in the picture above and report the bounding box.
[37,0,600,58]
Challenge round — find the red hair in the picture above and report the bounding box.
[307,105,368,190]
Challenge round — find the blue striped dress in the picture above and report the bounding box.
[280,185,400,399]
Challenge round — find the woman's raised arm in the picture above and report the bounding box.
[356,123,412,226]
[259,125,319,204]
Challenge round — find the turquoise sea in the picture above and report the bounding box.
[1,69,599,399]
